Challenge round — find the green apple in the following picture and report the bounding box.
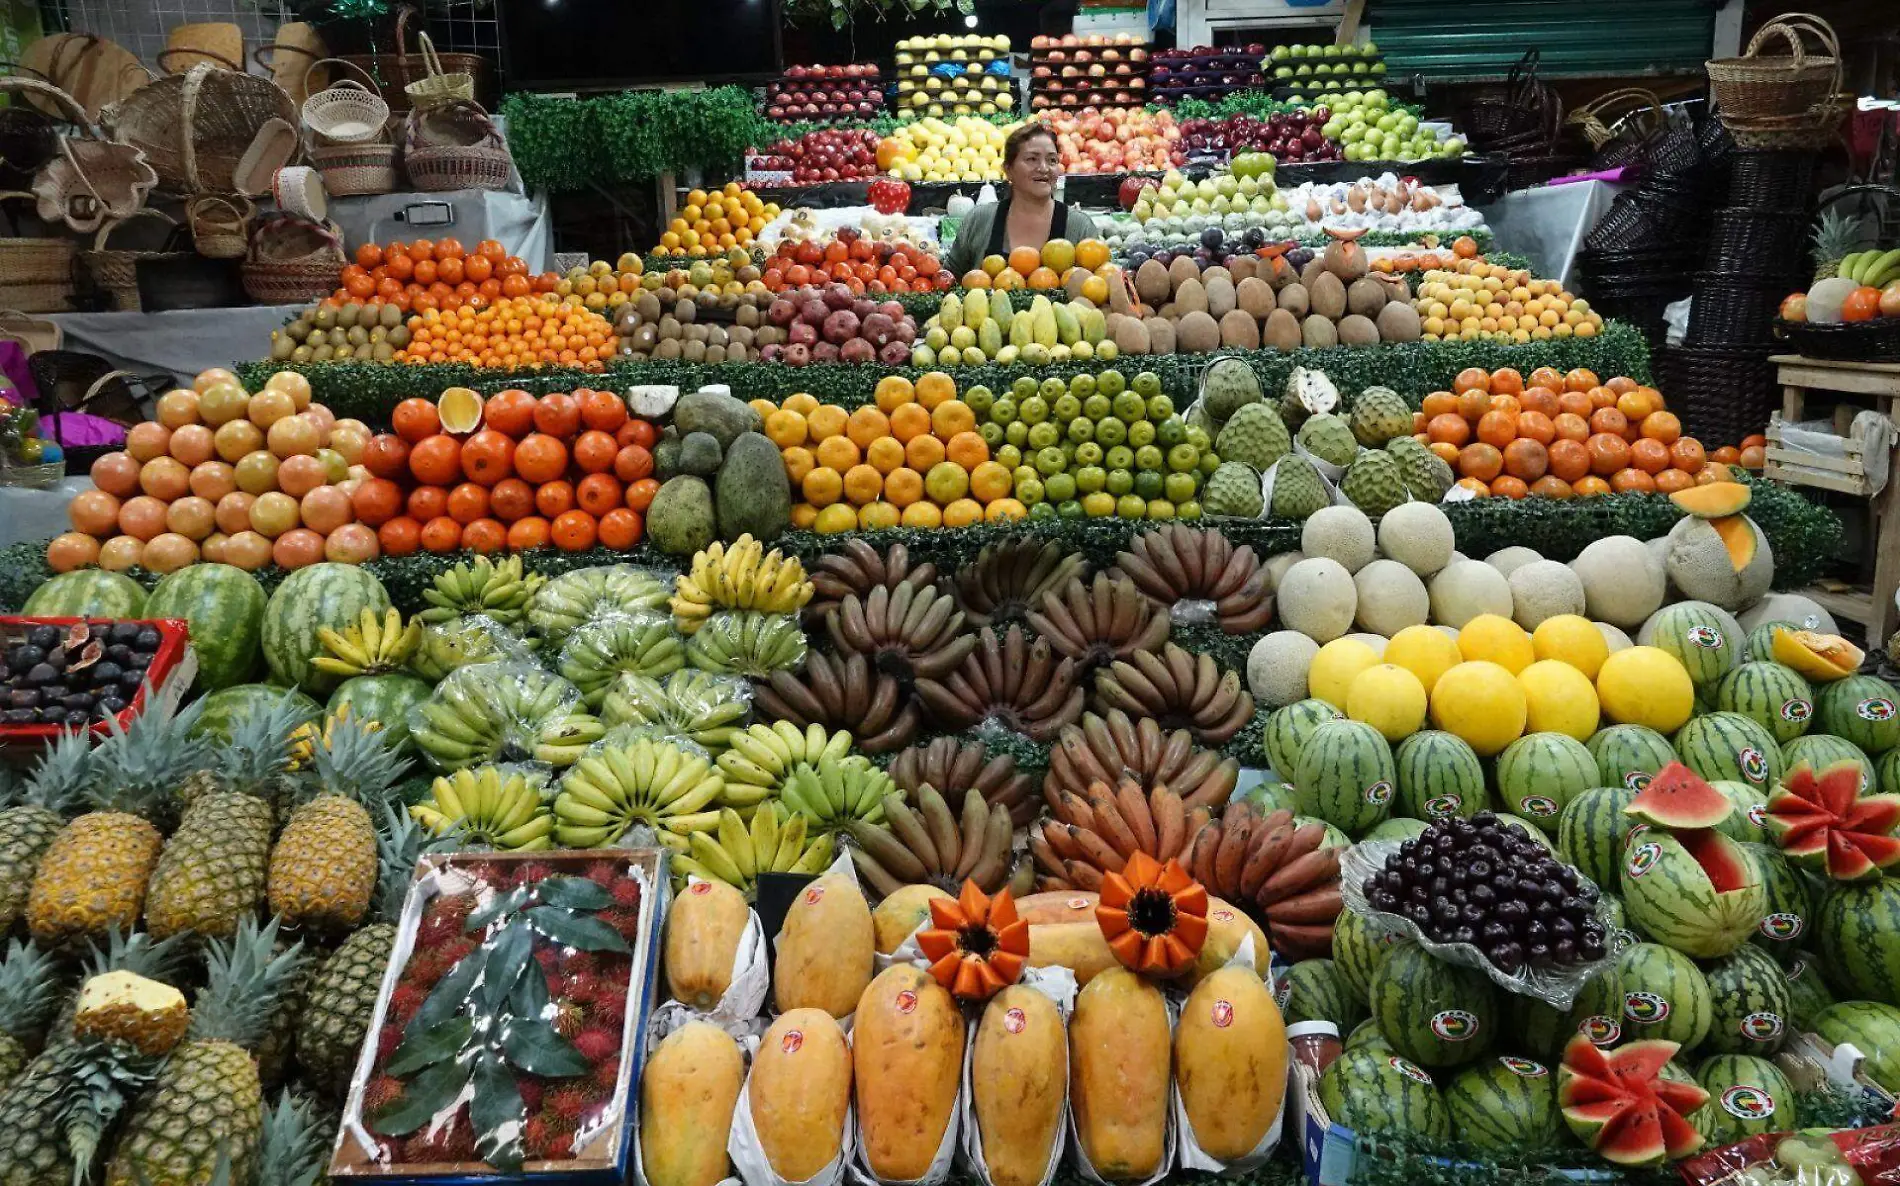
[1068,373,1096,399]
[1019,395,1048,425]
[1116,494,1147,520]
[1034,446,1066,476]
[1094,417,1126,447]
[1005,421,1028,448]
[1016,477,1045,505]
[1133,371,1161,398]
[989,397,1017,425]
[1073,441,1103,467]
[1044,472,1077,502]
[1075,465,1106,494]
[995,444,1022,471]
[1052,394,1081,422]
[1106,468,1134,496]
[1027,421,1059,450]
[1163,471,1198,502]
[1066,418,1094,444]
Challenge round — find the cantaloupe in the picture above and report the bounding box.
[1664,514,1772,610]
[775,872,875,1018]
[855,965,964,1181]
[664,878,750,1008]
[1070,968,1171,1179]
[752,1009,853,1181]
[871,883,952,954]
[1772,628,1865,682]
[641,1022,744,1186]
[1670,482,1752,519]
[972,986,1069,1186]
[1175,965,1288,1160]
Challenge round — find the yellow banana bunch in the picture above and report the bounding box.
[411,766,555,850]
[313,607,421,678]
[670,803,836,900]
[670,534,814,634]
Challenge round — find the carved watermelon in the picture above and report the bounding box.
[1557,1034,1708,1167]
[1765,760,1900,881]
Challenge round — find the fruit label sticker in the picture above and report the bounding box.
[691,881,712,895]
[781,1030,804,1054]
[1721,1085,1776,1121]
[1212,909,1235,923]
[1686,625,1725,649]
[1518,795,1558,818]
[1498,1057,1547,1078]
[1423,794,1462,818]
[1004,1008,1027,1034]
[1747,803,1768,827]
[1740,1012,1784,1042]
[1429,1010,1479,1042]
[1365,780,1393,806]
[1066,897,1090,912]
[895,990,918,1014]
[805,886,825,905]
[1740,747,1769,785]
[1388,1057,1434,1086]
[1859,697,1896,722]
[1625,771,1653,791]
[1781,698,1812,724]
[1212,1000,1235,1028]
[1623,991,1670,1025]
[1626,822,1650,846]
[1579,1015,1622,1045]
[1759,912,1804,941]
[1626,842,1663,879]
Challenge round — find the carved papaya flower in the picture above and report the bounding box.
[1097,851,1208,977]
[915,880,1030,1001]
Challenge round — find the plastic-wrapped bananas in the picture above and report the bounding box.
[409,663,604,771]
[411,614,534,683]
[779,755,893,834]
[684,610,807,679]
[417,555,545,627]
[600,670,750,751]
[312,607,420,679]
[671,535,814,634]
[410,766,555,850]
[672,804,835,901]
[754,651,921,755]
[556,613,686,708]
[847,785,1020,898]
[552,738,726,848]
[528,565,671,647]
[714,722,851,814]
[1114,524,1274,635]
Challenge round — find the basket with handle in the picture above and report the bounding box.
[157,23,242,75]
[402,100,510,192]
[0,191,74,312]
[403,32,473,113]
[337,8,486,115]
[301,57,389,145]
[186,193,252,259]
[77,208,188,312]
[19,32,151,123]
[309,140,399,197]
[0,65,71,178]
[1569,87,1665,150]
[254,22,327,107]
[241,214,344,305]
[101,62,296,196]
[0,308,61,354]
[1707,13,1840,122]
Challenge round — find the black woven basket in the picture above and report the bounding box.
[1645,120,1706,177]
[1658,344,1778,446]
[1586,193,1703,251]
[1579,248,1702,285]
[1704,208,1811,276]
[1775,318,1900,362]
[1687,274,1800,348]
[1697,117,1736,167]
[1727,149,1819,212]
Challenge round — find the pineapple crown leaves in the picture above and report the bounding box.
[85,690,212,823]
[188,916,307,1052]
[0,939,66,1041]
[1812,206,1869,263]
[298,713,410,813]
[371,805,449,925]
[50,1037,162,1186]
[14,728,90,814]
[219,694,313,791]
[253,1092,330,1186]
[80,928,190,987]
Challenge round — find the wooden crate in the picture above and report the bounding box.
[1764,413,1873,497]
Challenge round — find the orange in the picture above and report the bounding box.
[858,502,901,531]
[1589,407,1629,438]
[573,429,619,473]
[1610,468,1656,493]
[624,478,659,512]
[1629,438,1671,474]
[1616,389,1658,423]
[884,467,924,507]
[905,434,946,471]
[1564,368,1601,393]
[969,460,1013,502]
[1455,477,1491,498]
[1605,376,1639,395]
[802,467,844,508]
[900,502,943,528]
[874,375,917,412]
[865,437,906,475]
[846,405,891,450]
[1075,238,1111,271]
[515,433,568,484]
[378,516,422,555]
[393,398,440,443]
[1454,368,1491,395]
[1427,414,1471,447]
[535,479,575,518]
[1552,412,1590,443]
[1529,367,1564,392]
[1420,391,1458,419]
[1546,438,1590,483]
[462,518,506,553]
[814,435,861,472]
[1490,475,1529,499]
[924,461,970,504]
[1489,367,1525,396]
[420,516,462,553]
[1026,267,1061,290]
[889,403,931,443]
[984,498,1027,522]
[914,372,957,411]
[1587,433,1632,476]
[551,509,598,551]
[930,399,976,440]
[944,431,988,470]
[1455,389,1490,421]
[446,482,491,524]
[806,404,848,441]
[749,398,778,420]
[1640,411,1682,444]
[577,473,623,516]
[507,516,551,550]
[1669,437,1706,471]
[1458,442,1503,483]
[408,435,462,485]
[1476,410,1518,449]
[843,464,884,506]
[1008,247,1042,276]
[941,497,984,527]
[789,503,819,530]
[489,478,535,522]
[1502,438,1548,482]
[1516,411,1555,445]
[782,446,816,485]
[1654,468,1696,494]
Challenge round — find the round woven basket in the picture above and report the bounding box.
[242,214,344,305]
[310,140,399,197]
[0,190,75,312]
[403,32,473,113]
[78,207,186,312]
[300,57,389,145]
[186,193,252,259]
[101,62,296,195]
[1707,13,1840,122]
[402,100,510,192]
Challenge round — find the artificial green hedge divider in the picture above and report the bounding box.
[233,319,1650,427]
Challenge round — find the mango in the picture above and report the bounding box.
[1175,965,1288,1160]
[973,986,1068,1186]
[752,1009,852,1181]
[640,1022,743,1186]
[855,965,963,1180]
[1070,968,1170,1179]
[775,872,874,1018]
[664,878,750,1008]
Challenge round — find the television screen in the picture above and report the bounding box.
[499,0,783,90]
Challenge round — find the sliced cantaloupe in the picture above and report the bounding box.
[1709,515,1758,572]
[1771,627,1864,682]
[1669,482,1752,519]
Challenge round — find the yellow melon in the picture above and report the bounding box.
[1595,645,1695,732]
[1428,660,1528,756]
[1383,624,1463,694]
[1457,613,1535,673]
[1530,613,1610,680]
[1307,637,1381,709]
[1345,663,1429,741]
[1517,659,1602,740]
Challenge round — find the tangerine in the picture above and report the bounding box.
[1529,475,1574,499]
[535,480,575,517]
[1610,468,1656,493]
[1588,407,1629,438]
[420,516,463,553]
[461,429,516,484]
[1427,413,1471,447]
[1586,433,1631,475]
[1454,367,1491,394]
[576,473,623,516]
[1546,438,1591,483]
[1476,410,1519,449]
[1502,438,1548,482]
[507,516,551,550]
[1629,438,1671,474]
[408,434,462,485]
[393,398,441,443]
[484,389,538,436]
[1490,475,1529,499]
[1641,411,1682,444]
[1564,368,1600,393]
[378,516,422,555]
[1515,411,1555,444]
[1458,442,1504,482]
[1489,367,1524,396]
[1518,387,1559,418]
[1574,475,1613,497]
[625,478,659,511]
[1669,437,1706,471]
[1653,468,1696,494]
[1551,412,1590,443]
[515,434,569,484]
[551,510,597,551]
[573,430,618,474]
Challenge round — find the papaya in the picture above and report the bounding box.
[664,878,750,1008]
[973,986,1069,1186]
[752,1009,853,1182]
[1175,965,1288,1160]
[1027,920,1118,984]
[640,1022,744,1186]
[1186,897,1271,986]
[855,964,964,1181]
[775,872,875,1018]
[1070,968,1170,1179]
[1013,891,1097,925]
[872,883,952,954]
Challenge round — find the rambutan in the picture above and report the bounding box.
[593,1056,621,1093]
[532,947,561,975]
[596,952,632,983]
[586,987,628,1028]
[439,936,480,968]
[376,1023,404,1063]
[560,971,599,1004]
[387,983,426,1024]
[516,860,556,886]
[404,1115,476,1165]
[572,1027,620,1064]
[522,1114,559,1161]
[517,1075,546,1115]
[563,950,599,976]
[586,860,621,887]
[362,1076,405,1125]
[400,950,444,988]
[552,1000,585,1039]
[610,878,642,907]
[545,1085,591,1125]
[600,906,642,941]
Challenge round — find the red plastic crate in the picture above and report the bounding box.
[0,617,194,748]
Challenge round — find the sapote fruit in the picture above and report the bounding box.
[1625,761,1734,830]
[1766,760,1900,881]
[1557,1034,1708,1167]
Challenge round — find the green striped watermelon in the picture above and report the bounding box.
[1298,817,1353,850]
[1317,1046,1450,1141]
[143,564,266,692]
[1675,712,1783,791]
[1812,1001,1900,1093]
[23,570,147,619]
[1746,844,1812,963]
[1343,1019,1394,1055]
[1600,893,1630,936]
[1443,1056,1565,1154]
[1334,910,1406,1005]
[1282,958,1367,1031]
[1557,786,1638,890]
[1263,698,1344,781]
[1494,732,1599,822]
[1293,719,1395,834]
[1368,942,1498,1069]
[1817,878,1900,1004]
[1711,782,1768,844]
[190,683,322,742]
[1246,780,1300,815]
[1693,1054,1794,1146]
[1746,620,1799,664]
[1701,944,1795,1055]
[1614,943,1712,1051]
[1784,735,1875,793]
[1565,964,1627,1050]
[1640,601,1741,688]
[1587,724,1678,792]
[260,563,392,695]
[1621,827,1765,958]
[1504,996,1572,1061]
[1392,730,1488,820]
[1782,956,1836,1029]
[1713,662,1815,745]
[1816,674,1900,756]
[1882,749,1900,798]
[1364,818,1429,843]
[328,673,432,750]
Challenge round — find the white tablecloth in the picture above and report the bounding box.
[1475,179,1622,289]
[0,477,90,548]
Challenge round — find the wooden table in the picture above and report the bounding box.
[1770,354,1900,644]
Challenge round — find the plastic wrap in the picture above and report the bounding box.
[407,660,604,772]
[1680,1124,1900,1186]
[686,611,808,679]
[1170,599,1219,627]
[600,669,752,751]
[556,610,687,709]
[410,613,537,683]
[527,564,673,649]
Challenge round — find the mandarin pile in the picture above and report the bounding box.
[329,237,555,315]
[960,236,1114,295]
[1413,260,1604,343]
[657,182,780,258]
[396,295,621,370]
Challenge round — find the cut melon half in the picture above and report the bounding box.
[1771,628,1865,682]
[1669,482,1752,519]
[1708,515,1758,572]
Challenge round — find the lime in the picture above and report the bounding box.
[979,422,1005,448]
[1056,499,1085,520]
[1185,425,1212,451]
[1012,376,1038,401]
[1134,444,1164,471]
[1029,500,1059,521]
[1106,468,1135,496]
[1147,499,1176,520]
[994,444,1023,471]
[1027,421,1060,450]
[1116,494,1148,519]
[1014,464,1039,487]
[1044,472,1077,502]
[1082,491,1117,517]
[1127,420,1156,448]
[1053,394,1082,423]
[1020,396,1049,425]
[1177,500,1203,519]
[1040,378,1068,403]
[1146,394,1175,420]
[1198,452,1222,477]
[1034,446,1067,476]
[1097,369,1127,397]
[1155,416,1188,448]
[1073,441,1103,467]
[1082,393,1112,420]
[1164,471,1199,502]
[1005,421,1029,448]
[1069,373,1096,399]
[989,398,1017,425]
[1112,391,1146,422]
[1167,443,1202,472]
[1133,371,1162,398]
[1066,418,1094,444]
[1105,445,1135,471]
[1016,476,1046,505]
[1134,470,1164,500]
[964,385,994,417]
[1094,417,1126,447]
[1075,465,1107,494]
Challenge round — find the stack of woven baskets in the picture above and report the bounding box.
[1457,50,1574,187]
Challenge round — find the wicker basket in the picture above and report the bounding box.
[336,7,486,115]
[1707,13,1840,122]
[1724,101,1846,151]
[402,101,510,192]
[1705,208,1810,276]
[310,140,399,197]
[0,67,70,178]
[186,193,252,259]
[300,58,389,145]
[0,190,73,312]
[1727,149,1819,211]
[19,33,151,123]
[241,214,344,305]
[1686,273,1797,347]
[1568,87,1665,164]
[1776,318,1900,363]
[157,23,242,76]
[254,22,327,108]
[78,207,187,312]
[403,33,472,113]
[1658,343,1779,446]
[101,62,296,196]
[0,309,62,353]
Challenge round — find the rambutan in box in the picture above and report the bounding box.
[329,848,668,1183]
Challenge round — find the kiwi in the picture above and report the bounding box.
[705,324,729,349]
[327,328,346,347]
[684,323,709,344]
[658,315,683,340]
[312,306,336,330]
[654,337,683,360]
[729,324,755,349]
[635,291,662,321]
[1263,308,1301,351]
[704,344,727,364]
[372,342,395,362]
[286,319,313,340]
[682,339,706,363]
[290,345,313,364]
[337,305,359,328]
[676,298,698,324]
[388,326,411,348]
[735,304,760,328]
[345,326,369,347]
[269,335,295,361]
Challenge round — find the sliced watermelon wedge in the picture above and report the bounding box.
[1558,1034,1709,1167]
[1766,760,1900,881]
[1624,761,1734,830]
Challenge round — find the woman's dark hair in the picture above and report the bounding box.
[1003,123,1060,169]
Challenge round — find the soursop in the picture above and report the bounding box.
[1269,454,1331,520]
[1339,449,1410,518]
[1203,462,1265,518]
[1280,365,1339,430]
[1296,411,1358,468]
[1184,401,1217,440]
[1214,402,1291,470]
[1203,357,1263,422]
[1349,385,1412,447]
[1387,437,1455,503]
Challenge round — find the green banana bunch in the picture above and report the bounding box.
[715,722,852,814]
[417,554,545,626]
[600,669,750,750]
[557,614,687,708]
[672,803,835,900]
[551,738,728,848]
[1840,248,1900,288]
[313,607,421,678]
[671,534,814,634]
[411,766,555,850]
[410,663,604,771]
[778,755,893,835]
[684,610,807,679]
[410,614,532,682]
[529,565,671,647]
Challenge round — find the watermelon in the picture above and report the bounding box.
[1333,910,1405,1005]
[1701,944,1794,1055]
[1641,602,1741,689]
[1785,734,1876,792]
[1627,761,1734,830]
[1493,732,1598,822]
[1881,749,1900,798]
[1766,760,1900,881]
[1745,620,1799,663]
[1613,943,1712,1051]
[143,564,266,692]
[1816,674,1900,755]
[1621,827,1765,959]
[1363,818,1428,843]
[1281,958,1366,1031]
[260,563,392,695]
[1245,780,1299,815]
[191,683,322,742]
[1557,786,1638,890]
[1343,1019,1394,1055]
[328,673,433,751]
[1443,1056,1565,1154]
[1812,1001,1900,1093]
[23,569,147,619]
[1368,942,1498,1069]
[1713,662,1814,745]
[1599,893,1630,936]
[1587,724,1678,792]
[1675,712,1783,792]
[1317,1046,1449,1141]
[1297,817,1353,850]
[1557,1035,1709,1167]
[1263,698,1343,781]
[1747,844,1814,963]
[1392,730,1488,820]
[1293,719,1395,834]
[1817,878,1900,1004]
[1782,956,1835,1029]
[1693,1054,1795,1147]
[1711,782,1768,843]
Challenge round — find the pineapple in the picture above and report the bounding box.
[268,715,407,934]
[0,728,92,934]
[103,917,306,1186]
[27,696,211,949]
[145,698,309,941]
[48,931,191,1050]
[52,1037,162,1186]
[0,939,64,1086]
[252,1093,330,1186]
[73,973,188,1058]
[1812,207,1868,283]
[0,1035,157,1186]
